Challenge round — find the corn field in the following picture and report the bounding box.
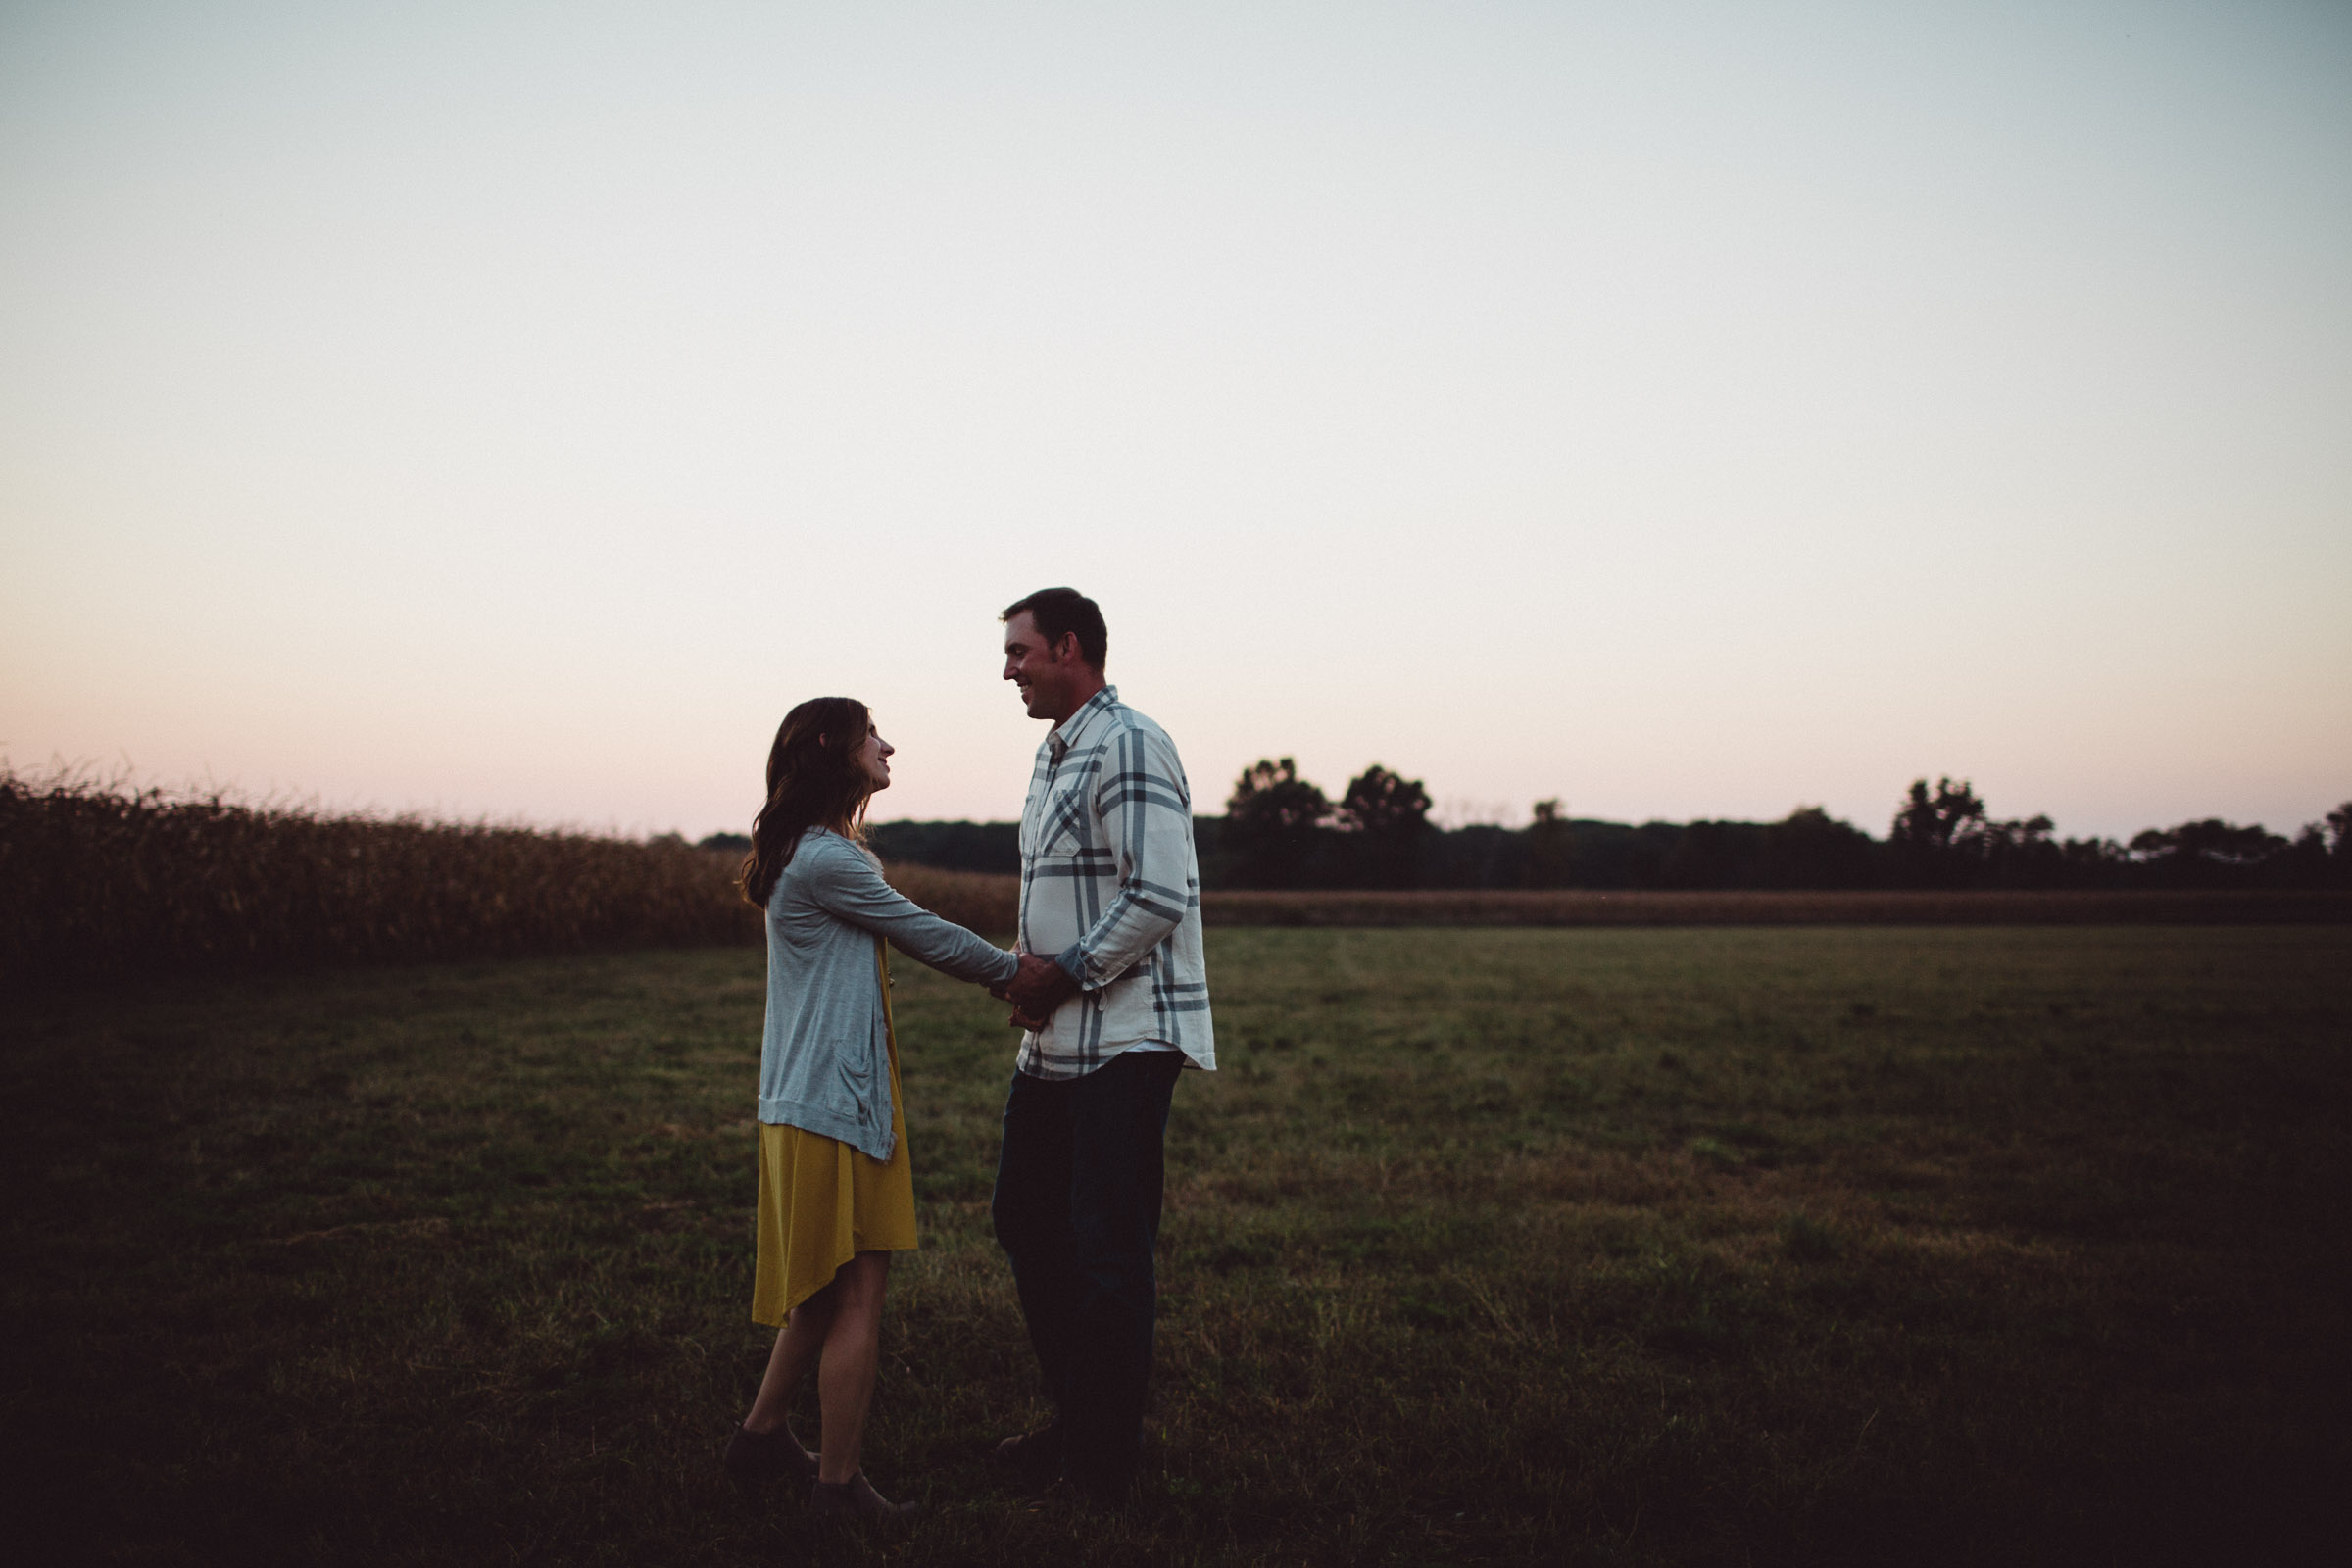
[0,771,1016,985]
[25,768,2305,989]
[875,861,1019,937]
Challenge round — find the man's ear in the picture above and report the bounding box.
[1053,632,1082,664]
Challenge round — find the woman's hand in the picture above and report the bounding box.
[990,951,1069,1031]
[1004,952,1078,1020]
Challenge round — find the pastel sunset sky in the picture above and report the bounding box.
[4,1,2347,841]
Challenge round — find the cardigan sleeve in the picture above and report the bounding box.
[801,835,1019,988]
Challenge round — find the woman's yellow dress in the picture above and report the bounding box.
[751,937,919,1324]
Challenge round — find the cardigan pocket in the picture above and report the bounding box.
[822,1047,867,1120]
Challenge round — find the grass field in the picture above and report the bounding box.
[5,926,2345,1565]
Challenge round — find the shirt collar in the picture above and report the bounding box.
[1048,684,1119,766]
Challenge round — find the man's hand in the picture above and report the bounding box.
[986,983,1034,1031]
[1004,951,1079,1024]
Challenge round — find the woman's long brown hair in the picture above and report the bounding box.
[739,697,876,908]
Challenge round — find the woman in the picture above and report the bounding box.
[719,697,1017,1522]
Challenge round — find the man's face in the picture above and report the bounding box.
[1003,611,1081,721]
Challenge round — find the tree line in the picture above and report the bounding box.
[792,763,2352,893]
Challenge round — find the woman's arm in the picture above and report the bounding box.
[803,836,1019,988]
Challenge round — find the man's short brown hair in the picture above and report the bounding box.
[1001,587,1107,671]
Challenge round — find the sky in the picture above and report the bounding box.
[3,0,2347,843]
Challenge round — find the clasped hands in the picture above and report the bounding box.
[990,950,1078,1032]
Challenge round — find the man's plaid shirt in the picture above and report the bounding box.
[1015,686,1216,1080]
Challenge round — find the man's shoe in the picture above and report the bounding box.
[723,1423,818,1487]
[809,1473,918,1524]
[992,1424,1064,1494]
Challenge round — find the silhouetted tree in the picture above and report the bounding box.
[1889,778,1986,886]
[1964,811,2061,886]
[1204,758,2339,894]
[862,820,1018,873]
[1891,777,1984,852]
[1663,820,1743,888]
[1757,806,1877,888]
[1423,823,1526,888]
[1525,798,1574,888]
[1886,778,2113,887]
[1224,758,1331,888]
[2281,822,2332,886]
[2128,819,2287,888]
[2294,801,2352,887]
[1338,764,1433,888]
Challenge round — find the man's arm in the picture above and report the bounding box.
[1053,723,1193,989]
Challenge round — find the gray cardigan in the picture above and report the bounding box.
[759,828,1017,1160]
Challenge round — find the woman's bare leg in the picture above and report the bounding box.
[742,1288,834,1460]
[813,1250,892,1485]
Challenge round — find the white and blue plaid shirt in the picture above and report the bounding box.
[1016,686,1216,1080]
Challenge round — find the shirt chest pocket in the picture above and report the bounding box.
[1035,779,1093,858]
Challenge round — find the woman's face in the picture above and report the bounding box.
[855,722,895,791]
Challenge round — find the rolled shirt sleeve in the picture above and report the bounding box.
[1057,725,1192,988]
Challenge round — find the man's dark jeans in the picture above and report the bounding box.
[991,1048,1183,1499]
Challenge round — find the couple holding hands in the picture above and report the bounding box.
[720,588,1216,1522]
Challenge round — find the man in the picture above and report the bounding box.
[990,586,1215,1507]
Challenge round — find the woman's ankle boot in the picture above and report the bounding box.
[724,1423,818,1486]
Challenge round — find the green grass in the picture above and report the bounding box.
[4,927,2346,1565]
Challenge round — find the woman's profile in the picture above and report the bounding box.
[720,697,1017,1522]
